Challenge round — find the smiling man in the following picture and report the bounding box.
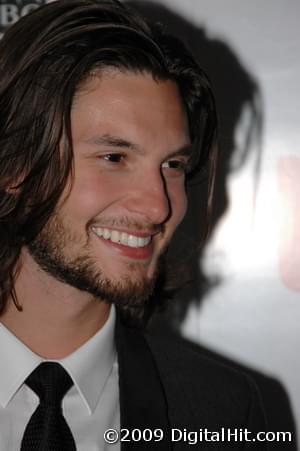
[0,1,268,450]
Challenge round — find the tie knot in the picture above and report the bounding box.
[25,362,73,406]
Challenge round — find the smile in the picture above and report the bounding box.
[91,227,152,248]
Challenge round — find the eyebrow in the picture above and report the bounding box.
[86,133,141,152]
[86,133,193,158]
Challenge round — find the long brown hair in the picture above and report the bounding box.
[0,0,217,321]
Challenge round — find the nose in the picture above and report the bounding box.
[125,170,171,226]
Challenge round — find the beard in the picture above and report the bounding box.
[27,213,165,325]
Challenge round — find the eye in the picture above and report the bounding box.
[102,153,124,163]
[161,159,189,174]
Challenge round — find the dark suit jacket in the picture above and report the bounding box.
[116,321,270,450]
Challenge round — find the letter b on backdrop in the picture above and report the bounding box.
[0,0,48,37]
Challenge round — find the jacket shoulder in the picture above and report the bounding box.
[145,331,267,435]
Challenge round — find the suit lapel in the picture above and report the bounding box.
[115,319,172,450]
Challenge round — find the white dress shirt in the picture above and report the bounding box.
[0,306,120,451]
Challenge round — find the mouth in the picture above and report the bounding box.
[92,226,152,247]
[91,226,155,260]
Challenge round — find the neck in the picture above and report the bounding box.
[0,251,110,359]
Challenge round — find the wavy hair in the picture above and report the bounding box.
[0,0,217,324]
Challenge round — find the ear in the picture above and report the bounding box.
[4,185,20,195]
[2,178,22,195]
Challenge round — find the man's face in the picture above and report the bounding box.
[28,70,191,307]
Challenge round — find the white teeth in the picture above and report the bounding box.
[120,232,128,246]
[138,237,145,247]
[103,228,110,240]
[128,235,138,247]
[92,227,151,248]
[110,230,119,243]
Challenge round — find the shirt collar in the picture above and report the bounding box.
[0,305,116,414]
[60,305,116,414]
[0,323,42,408]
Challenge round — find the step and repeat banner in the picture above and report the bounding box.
[1,0,299,444]
[0,1,50,38]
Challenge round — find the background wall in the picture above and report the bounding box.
[155,0,300,442]
[1,0,299,444]
[126,0,300,444]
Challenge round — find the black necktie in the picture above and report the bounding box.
[21,362,77,451]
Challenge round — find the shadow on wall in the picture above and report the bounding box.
[126,2,297,448]
[126,0,263,325]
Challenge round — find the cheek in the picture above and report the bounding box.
[63,173,117,220]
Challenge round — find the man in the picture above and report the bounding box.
[0,1,268,449]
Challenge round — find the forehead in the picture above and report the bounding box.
[71,69,190,152]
